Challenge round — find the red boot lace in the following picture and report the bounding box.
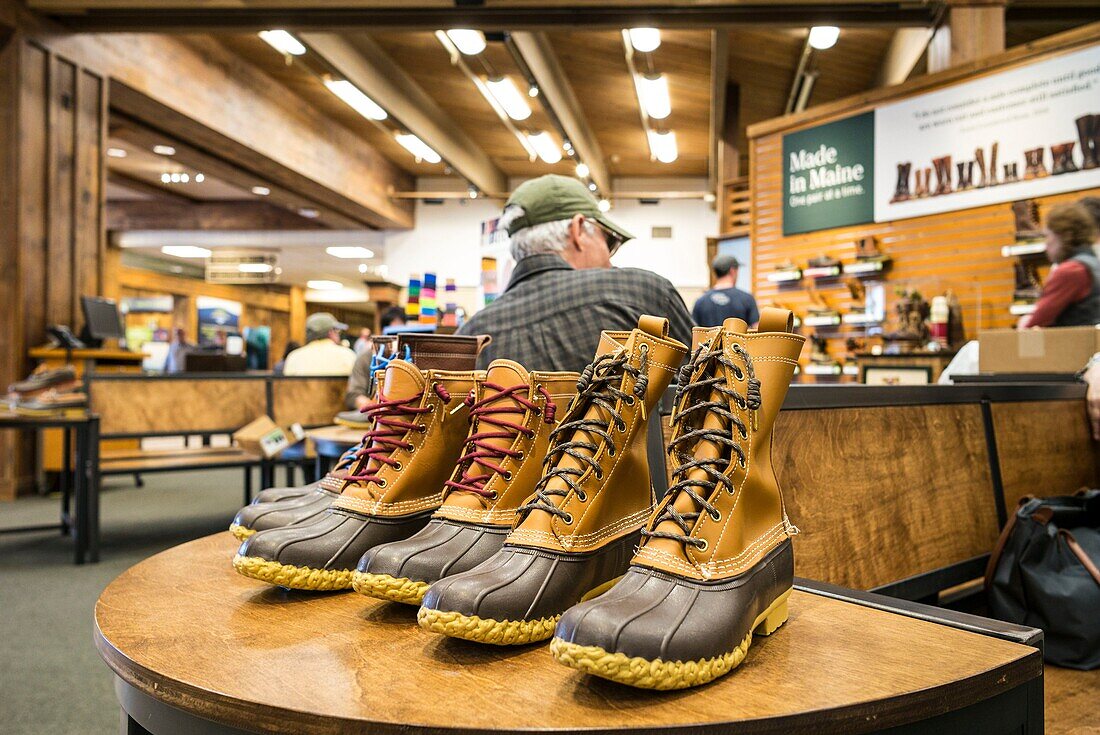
[345,383,451,485]
[443,383,555,500]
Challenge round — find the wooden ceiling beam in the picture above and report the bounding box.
[876,27,934,87]
[511,31,611,194]
[708,29,729,198]
[301,32,508,196]
[45,33,413,229]
[106,200,326,231]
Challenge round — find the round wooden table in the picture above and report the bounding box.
[95,534,1043,735]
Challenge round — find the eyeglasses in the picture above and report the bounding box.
[593,221,624,257]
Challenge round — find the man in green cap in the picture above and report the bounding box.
[458,174,692,371]
[283,311,357,376]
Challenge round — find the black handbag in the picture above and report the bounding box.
[985,489,1100,670]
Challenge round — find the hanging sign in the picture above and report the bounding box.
[782,111,876,235]
[873,43,1100,221]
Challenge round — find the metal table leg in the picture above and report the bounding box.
[61,427,72,534]
[73,421,88,565]
[88,417,101,563]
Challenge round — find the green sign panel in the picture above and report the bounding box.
[782,111,875,236]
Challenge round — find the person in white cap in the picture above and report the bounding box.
[282,312,357,376]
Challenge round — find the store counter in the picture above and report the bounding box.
[96,533,1043,735]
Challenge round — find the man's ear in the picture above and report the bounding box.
[567,213,586,250]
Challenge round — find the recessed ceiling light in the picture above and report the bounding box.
[703,192,717,203]
[575,162,590,178]
[588,182,598,191]
[170,173,182,183]
[180,173,190,183]
[307,279,342,290]
[237,263,274,273]
[527,131,562,164]
[628,28,661,53]
[598,199,612,212]
[251,186,271,196]
[324,79,388,121]
[326,246,375,259]
[445,29,487,56]
[153,145,176,156]
[106,147,127,158]
[161,245,211,258]
[808,26,840,50]
[395,133,442,164]
[358,263,369,274]
[258,30,306,56]
[160,173,171,184]
[298,208,320,218]
[194,173,205,183]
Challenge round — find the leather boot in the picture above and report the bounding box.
[932,155,952,195]
[552,309,804,689]
[1004,162,1019,183]
[418,316,687,644]
[233,335,487,591]
[890,162,911,202]
[1051,142,1078,175]
[230,460,356,541]
[1024,147,1047,178]
[975,147,987,188]
[1079,114,1099,169]
[353,361,578,605]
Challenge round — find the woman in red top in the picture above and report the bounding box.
[1021,202,1100,328]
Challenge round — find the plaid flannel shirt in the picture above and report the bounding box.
[458,254,694,372]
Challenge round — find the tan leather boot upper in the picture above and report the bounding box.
[436,360,578,527]
[507,315,688,553]
[332,360,480,519]
[634,308,804,581]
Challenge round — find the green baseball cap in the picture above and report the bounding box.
[504,174,634,243]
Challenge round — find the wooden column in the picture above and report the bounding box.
[928,1,1006,72]
[0,34,106,499]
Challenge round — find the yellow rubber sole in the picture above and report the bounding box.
[232,554,354,591]
[549,588,792,690]
[229,524,256,541]
[352,571,429,605]
[417,574,623,646]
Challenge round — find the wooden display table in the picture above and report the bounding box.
[95,534,1044,735]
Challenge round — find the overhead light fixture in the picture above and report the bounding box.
[628,28,661,53]
[597,199,612,213]
[485,76,532,121]
[161,245,211,259]
[324,79,388,121]
[527,131,562,164]
[703,192,717,203]
[237,263,274,273]
[180,173,190,183]
[445,29,487,56]
[307,279,342,290]
[169,173,182,183]
[259,30,306,57]
[358,263,369,274]
[575,162,590,178]
[326,246,375,259]
[808,26,840,50]
[194,173,205,183]
[588,183,598,192]
[647,129,678,163]
[153,145,176,156]
[160,173,171,184]
[637,73,671,120]
[528,85,539,98]
[251,186,271,196]
[395,133,442,164]
[106,147,127,158]
[298,208,320,218]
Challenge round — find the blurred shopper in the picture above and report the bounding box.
[379,305,407,333]
[457,174,692,372]
[1021,203,1100,328]
[353,327,374,356]
[692,254,759,327]
[283,312,357,376]
[273,341,299,375]
[165,328,192,373]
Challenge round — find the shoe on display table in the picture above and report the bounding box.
[418,316,687,645]
[551,309,804,689]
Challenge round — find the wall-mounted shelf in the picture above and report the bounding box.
[805,363,842,376]
[803,265,841,279]
[842,363,860,376]
[1001,241,1045,258]
[842,313,882,326]
[767,270,802,283]
[1009,303,1037,316]
[803,314,842,327]
[843,259,891,275]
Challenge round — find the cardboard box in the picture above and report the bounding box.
[979,325,1100,374]
[233,416,305,458]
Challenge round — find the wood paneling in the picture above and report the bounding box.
[991,400,1098,511]
[271,378,347,426]
[106,200,327,231]
[89,378,267,436]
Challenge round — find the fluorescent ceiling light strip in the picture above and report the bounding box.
[485,76,532,121]
[445,29,486,56]
[326,246,375,259]
[237,263,274,273]
[161,245,211,258]
[259,30,306,56]
[808,26,840,50]
[324,79,388,121]
[647,129,678,163]
[395,133,442,164]
[307,280,343,290]
[527,132,562,164]
[636,74,671,120]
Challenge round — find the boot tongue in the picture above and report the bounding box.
[444,361,531,511]
[349,360,425,496]
[723,317,748,333]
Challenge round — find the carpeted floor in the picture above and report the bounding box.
[0,469,247,735]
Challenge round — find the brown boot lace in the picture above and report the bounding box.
[517,348,649,521]
[641,340,759,550]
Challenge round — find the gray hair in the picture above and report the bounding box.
[501,204,599,261]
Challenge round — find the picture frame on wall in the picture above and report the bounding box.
[863,365,934,386]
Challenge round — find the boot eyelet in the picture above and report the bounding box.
[502,471,513,481]
[392,462,402,471]
[563,513,574,525]
[695,538,708,552]
[594,469,604,480]
[709,509,721,521]
[516,451,525,461]
[739,458,747,468]
[427,404,437,413]
[615,420,627,432]
[625,395,636,406]
[418,424,428,433]
[490,490,499,500]
[376,479,388,489]
[607,447,616,457]
[576,490,587,502]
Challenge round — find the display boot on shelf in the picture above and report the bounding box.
[233,335,486,591]
[932,156,953,195]
[1013,199,1043,240]
[418,316,687,645]
[889,162,911,203]
[352,361,579,605]
[913,167,931,198]
[1013,261,1043,305]
[1003,162,1019,183]
[550,309,804,690]
[1078,114,1099,169]
[989,142,999,186]
[1051,142,1078,175]
[1023,147,1047,179]
[975,147,987,188]
[8,365,79,398]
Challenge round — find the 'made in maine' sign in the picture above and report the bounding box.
[782,111,875,236]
